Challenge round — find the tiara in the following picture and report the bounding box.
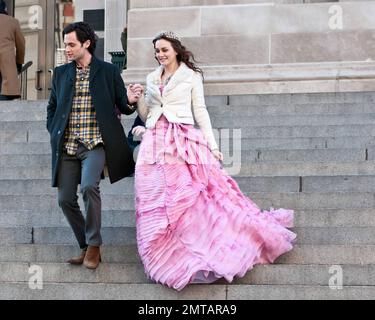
[153,31,181,42]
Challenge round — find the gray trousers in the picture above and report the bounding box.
[57,143,106,249]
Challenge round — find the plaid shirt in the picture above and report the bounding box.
[64,65,104,155]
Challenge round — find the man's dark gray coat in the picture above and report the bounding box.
[47,56,135,187]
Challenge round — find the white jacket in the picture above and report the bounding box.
[137,62,218,150]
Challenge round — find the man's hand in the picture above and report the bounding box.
[127,84,144,104]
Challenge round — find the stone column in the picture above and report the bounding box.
[104,0,127,62]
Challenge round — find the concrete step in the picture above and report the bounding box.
[2,106,375,124]
[2,225,375,245]
[2,92,375,112]
[1,175,375,197]
[2,161,375,179]
[0,176,301,195]
[220,137,374,150]
[0,121,134,134]
[224,92,375,106]
[0,167,52,179]
[0,262,149,284]
[0,226,136,245]
[237,124,375,139]
[0,142,51,155]
[253,148,366,162]
[291,227,375,245]
[2,96,374,113]
[239,161,375,177]
[18,131,375,147]
[2,94,374,113]
[208,102,375,116]
[276,244,375,265]
[2,128,374,150]
[1,208,374,228]
[0,108,138,120]
[2,103,374,124]
[0,121,48,132]
[31,227,136,245]
[0,244,140,264]
[1,136,372,154]
[0,154,50,167]
[227,285,375,300]
[2,113,375,128]
[247,192,375,210]
[3,124,375,144]
[0,262,374,286]
[1,244,373,265]
[0,227,32,244]
[211,114,375,127]
[369,146,375,159]
[0,226,135,246]
[0,191,374,212]
[0,209,135,228]
[1,141,374,159]
[295,208,375,228]
[0,148,368,168]
[0,282,227,300]
[1,282,373,299]
[301,175,375,192]
[0,100,47,111]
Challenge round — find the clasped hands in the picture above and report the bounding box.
[126,83,223,162]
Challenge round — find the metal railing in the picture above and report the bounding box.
[19,61,33,100]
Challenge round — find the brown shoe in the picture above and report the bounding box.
[67,249,87,265]
[83,246,101,269]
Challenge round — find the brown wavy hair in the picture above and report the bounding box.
[152,35,203,77]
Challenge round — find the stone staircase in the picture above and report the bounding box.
[0,91,375,299]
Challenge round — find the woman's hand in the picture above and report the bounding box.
[132,126,146,139]
[212,149,223,162]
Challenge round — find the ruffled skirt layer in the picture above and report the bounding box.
[135,116,296,291]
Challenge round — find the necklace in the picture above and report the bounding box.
[161,64,179,85]
[162,75,173,86]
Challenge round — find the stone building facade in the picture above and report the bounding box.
[5,0,375,98]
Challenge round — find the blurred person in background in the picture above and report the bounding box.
[0,0,25,100]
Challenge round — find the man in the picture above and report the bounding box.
[47,22,142,269]
[0,0,25,100]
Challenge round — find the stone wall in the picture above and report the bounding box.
[124,0,375,94]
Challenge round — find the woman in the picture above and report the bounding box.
[134,31,296,291]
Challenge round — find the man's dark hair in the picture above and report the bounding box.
[63,22,98,55]
[0,0,8,14]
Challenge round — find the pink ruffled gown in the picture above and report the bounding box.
[135,87,296,291]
